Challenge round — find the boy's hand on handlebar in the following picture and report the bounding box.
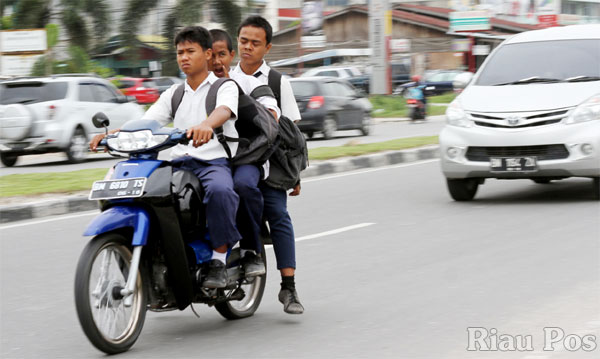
[187,123,213,147]
[90,129,119,152]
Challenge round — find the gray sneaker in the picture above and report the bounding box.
[278,288,304,314]
[241,252,266,277]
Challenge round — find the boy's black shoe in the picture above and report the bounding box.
[203,259,227,288]
[241,252,266,277]
[278,288,304,314]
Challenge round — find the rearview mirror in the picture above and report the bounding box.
[453,72,474,90]
[92,112,110,128]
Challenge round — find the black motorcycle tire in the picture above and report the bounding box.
[74,232,147,354]
[215,242,267,320]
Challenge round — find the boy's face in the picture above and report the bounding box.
[210,40,235,78]
[176,40,212,77]
[237,25,272,68]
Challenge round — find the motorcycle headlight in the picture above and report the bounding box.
[446,100,472,128]
[106,130,169,152]
[564,94,600,125]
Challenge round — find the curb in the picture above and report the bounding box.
[0,145,440,224]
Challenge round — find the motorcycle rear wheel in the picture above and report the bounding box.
[74,233,147,354]
[215,243,267,319]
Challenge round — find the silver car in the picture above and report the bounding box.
[440,24,600,201]
[0,75,144,167]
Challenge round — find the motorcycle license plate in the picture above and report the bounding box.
[89,177,147,200]
[490,157,537,172]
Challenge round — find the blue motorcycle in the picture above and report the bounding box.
[74,113,267,354]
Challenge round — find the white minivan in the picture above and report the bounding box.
[439,24,600,200]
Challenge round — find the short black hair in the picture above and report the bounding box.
[174,26,212,50]
[237,16,273,44]
[209,29,233,52]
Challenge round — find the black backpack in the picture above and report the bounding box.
[170,79,280,166]
[264,70,309,190]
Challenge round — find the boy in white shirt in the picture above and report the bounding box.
[208,28,280,279]
[90,26,240,289]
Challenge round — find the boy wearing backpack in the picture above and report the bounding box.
[208,28,280,278]
[232,16,305,315]
[90,26,241,289]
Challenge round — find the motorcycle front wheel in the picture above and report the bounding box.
[74,232,147,354]
[215,242,267,319]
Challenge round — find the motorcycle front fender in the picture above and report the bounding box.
[83,206,150,246]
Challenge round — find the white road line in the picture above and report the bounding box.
[0,159,438,229]
[265,222,376,249]
[302,159,439,183]
[0,211,98,230]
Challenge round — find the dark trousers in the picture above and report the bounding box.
[233,164,264,254]
[172,156,241,249]
[260,183,296,269]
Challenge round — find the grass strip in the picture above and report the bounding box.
[369,93,454,118]
[308,136,438,161]
[0,169,108,197]
[0,136,439,197]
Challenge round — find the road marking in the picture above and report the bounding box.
[0,159,438,229]
[302,159,439,183]
[0,211,97,230]
[295,222,375,242]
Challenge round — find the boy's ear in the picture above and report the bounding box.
[231,49,236,58]
[265,43,272,53]
[205,48,213,59]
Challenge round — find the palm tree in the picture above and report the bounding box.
[161,0,243,75]
[10,0,51,29]
[60,0,109,52]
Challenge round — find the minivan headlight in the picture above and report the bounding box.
[106,130,169,152]
[564,93,600,124]
[446,100,472,128]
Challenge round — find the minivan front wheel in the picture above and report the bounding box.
[446,178,480,201]
[66,127,87,164]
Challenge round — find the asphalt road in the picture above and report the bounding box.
[0,117,445,175]
[2,160,599,358]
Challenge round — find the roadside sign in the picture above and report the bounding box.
[1,29,47,53]
[451,39,471,52]
[472,45,490,56]
[390,39,410,53]
[1,54,44,76]
[449,11,491,32]
[538,14,558,28]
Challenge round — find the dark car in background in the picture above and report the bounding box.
[152,76,184,94]
[395,70,471,96]
[290,77,372,139]
[114,77,160,104]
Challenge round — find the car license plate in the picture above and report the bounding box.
[89,178,147,200]
[490,157,537,172]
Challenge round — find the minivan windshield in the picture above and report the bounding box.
[476,39,600,86]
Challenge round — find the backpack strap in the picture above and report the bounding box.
[205,78,245,160]
[170,83,185,120]
[267,69,282,109]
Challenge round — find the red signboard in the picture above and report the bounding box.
[538,14,558,28]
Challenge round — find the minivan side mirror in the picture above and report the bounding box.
[453,72,474,90]
[92,112,110,128]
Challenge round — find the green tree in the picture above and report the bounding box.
[161,0,243,76]
[60,0,109,52]
[11,0,51,29]
[119,0,160,60]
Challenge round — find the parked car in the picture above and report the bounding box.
[114,77,160,104]
[152,76,184,94]
[290,77,372,139]
[395,70,470,96]
[0,75,144,166]
[439,24,600,201]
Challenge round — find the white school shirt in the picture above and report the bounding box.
[142,72,239,161]
[231,61,301,122]
[229,71,280,120]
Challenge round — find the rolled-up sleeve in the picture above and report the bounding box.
[280,77,301,122]
[257,95,280,120]
[215,81,239,119]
